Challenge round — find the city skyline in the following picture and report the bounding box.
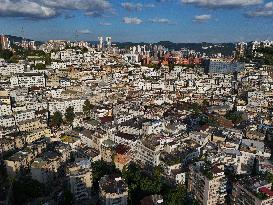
[0,0,273,43]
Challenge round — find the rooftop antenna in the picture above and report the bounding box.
[21,26,25,43]
[75,30,79,42]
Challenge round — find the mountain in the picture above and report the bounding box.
[115,41,236,56]
[6,35,43,46]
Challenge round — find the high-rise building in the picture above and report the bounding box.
[28,41,36,50]
[67,160,93,201]
[98,36,103,50]
[188,162,227,205]
[0,35,10,50]
[106,37,112,48]
[203,58,245,73]
[236,42,247,58]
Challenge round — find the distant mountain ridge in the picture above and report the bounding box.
[5,35,43,46]
[115,41,236,56]
[4,35,235,55]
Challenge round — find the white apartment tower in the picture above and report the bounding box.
[98,36,103,50]
[106,37,112,48]
[0,35,10,50]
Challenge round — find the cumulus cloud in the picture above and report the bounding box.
[121,2,155,11]
[0,0,56,18]
[0,0,112,19]
[265,2,273,9]
[246,2,273,17]
[149,18,172,24]
[193,14,211,22]
[123,17,143,24]
[182,0,262,8]
[121,2,143,11]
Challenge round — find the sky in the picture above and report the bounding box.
[0,0,272,43]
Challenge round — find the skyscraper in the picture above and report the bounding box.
[98,36,103,50]
[0,35,10,50]
[106,37,112,48]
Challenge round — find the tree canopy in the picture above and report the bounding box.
[12,177,46,205]
[51,111,63,128]
[83,99,92,117]
[65,106,75,126]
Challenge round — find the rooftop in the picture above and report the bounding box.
[99,175,128,194]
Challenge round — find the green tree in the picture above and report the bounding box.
[202,100,209,107]
[34,63,46,70]
[266,172,273,183]
[162,185,198,205]
[251,158,259,176]
[12,177,46,205]
[91,160,120,190]
[65,106,75,126]
[60,190,73,205]
[83,99,92,117]
[122,163,163,204]
[0,49,13,61]
[82,47,88,53]
[9,55,19,63]
[225,110,243,124]
[51,111,63,128]
[190,103,202,114]
[164,186,187,205]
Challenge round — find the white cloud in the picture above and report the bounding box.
[265,1,273,9]
[121,2,155,11]
[0,0,56,18]
[149,18,172,24]
[123,17,143,24]
[41,0,111,10]
[247,2,273,17]
[247,10,273,16]
[77,29,92,34]
[0,0,112,19]
[182,0,262,8]
[121,2,143,11]
[193,14,211,22]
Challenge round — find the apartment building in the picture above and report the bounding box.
[14,109,36,123]
[67,160,93,201]
[232,176,273,205]
[99,175,128,205]
[10,73,46,88]
[0,63,25,76]
[188,162,227,205]
[134,138,162,166]
[31,151,62,184]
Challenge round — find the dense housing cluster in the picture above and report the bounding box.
[1,35,273,205]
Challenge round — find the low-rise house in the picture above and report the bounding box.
[114,144,132,171]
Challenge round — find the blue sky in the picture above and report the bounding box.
[0,0,272,42]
